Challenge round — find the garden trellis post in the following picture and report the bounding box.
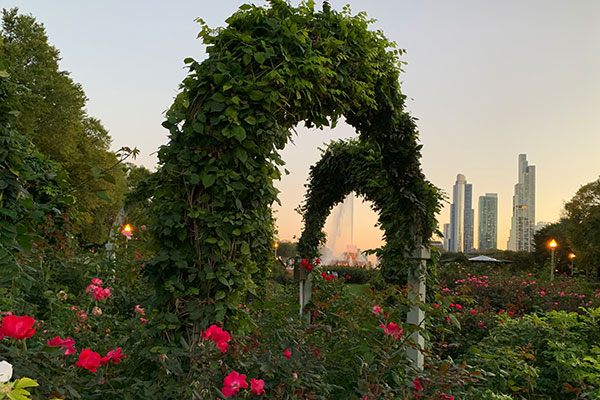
[407,243,430,371]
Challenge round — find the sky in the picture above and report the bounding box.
[5,0,600,255]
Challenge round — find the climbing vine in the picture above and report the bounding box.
[146,0,440,339]
[297,139,441,284]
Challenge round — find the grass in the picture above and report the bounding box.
[347,283,368,296]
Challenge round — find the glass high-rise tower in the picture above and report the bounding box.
[449,174,474,252]
[507,154,536,252]
[478,193,498,250]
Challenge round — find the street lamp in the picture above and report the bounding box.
[122,224,133,248]
[274,242,279,259]
[548,239,557,281]
[569,253,576,275]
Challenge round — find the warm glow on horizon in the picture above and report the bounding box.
[13,1,599,255]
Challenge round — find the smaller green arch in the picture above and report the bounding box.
[297,138,441,283]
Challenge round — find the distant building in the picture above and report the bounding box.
[443,223,451,251]
[478,193,498,250]
[449,174,474,252]
[535,221,550,233]
[507,154,536,252]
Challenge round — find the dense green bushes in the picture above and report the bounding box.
[322,266,380,285]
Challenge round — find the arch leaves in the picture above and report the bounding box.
[146,0,440,334]
[297,139,440,284]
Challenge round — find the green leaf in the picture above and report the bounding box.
[14,378,39,389]
[101,173,115,184]
[215,291,226,300]
[244,116,257,125]
[95,192,111,202]
[449,314,461,330]
[210,101,226,113]
[190,174,200,185]
[90,167,103,179]
[232,126,246,142]
[249,90,264,101]
[254,52,267,64]
[202,175,216,188]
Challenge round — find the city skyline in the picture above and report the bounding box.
[8,0,600,253]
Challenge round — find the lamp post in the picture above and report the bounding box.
[548,239,557,281]
[569,253,576,275]
[274,242,278,259]
[122,224,133,248]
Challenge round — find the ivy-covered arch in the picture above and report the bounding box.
[297,139,439,283]
[146,0,440,333]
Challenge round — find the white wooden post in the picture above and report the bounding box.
[407,245,430,371]
[299,274,313,323]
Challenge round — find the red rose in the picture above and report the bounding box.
[76,349,102,373]
[0,315,36,340]
[222,371,248,397]
[47,336,76,355]
[284,348,292,359]
[101,347,126,365]
[202,325,231,353]
[380,322,402,339]
[250,378,265,395]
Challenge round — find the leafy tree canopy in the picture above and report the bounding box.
[0,8,129,243]
[564,178,600,276]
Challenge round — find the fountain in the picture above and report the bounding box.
[322,194,369,267]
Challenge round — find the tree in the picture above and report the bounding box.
[564,178,600,277]
[532,219,572,275]
[0,8,129,243]
[275,241,297,260]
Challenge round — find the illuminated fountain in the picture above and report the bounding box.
[322,194,369,266]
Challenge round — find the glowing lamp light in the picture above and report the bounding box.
[548,239,557,249]
[122,224,133,239]
[274,242,279,248]
[569,253,576,259]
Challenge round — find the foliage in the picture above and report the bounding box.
[564,178,600,277]
[145,1,441,345]
[322,265,379,285]
[0,8,129,244]
[533,219,574,274]
[470,310,600,399]
[275,241,297,260]
[298,139,441,285]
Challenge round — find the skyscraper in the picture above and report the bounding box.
[448,174,474,252]
[443,223,451,251]
[507,154,536,252]
[478,193,498,250]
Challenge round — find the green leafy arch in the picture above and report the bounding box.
[297,138,440,283]
[147,0,440,331]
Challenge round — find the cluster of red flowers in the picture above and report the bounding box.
[202,325,231,353]
[221,371,265,397]
[76,347,126,373]
[321,272,335,281]
[47,336,76,356]
[134,304,148,323]
[0,315,36,340]
[86,278,111,301]
[300,258,320,272]
[380,322,402,339]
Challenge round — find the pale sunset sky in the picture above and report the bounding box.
[7,0,600,254]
